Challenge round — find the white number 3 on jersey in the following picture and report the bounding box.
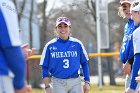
[63,59,69,68]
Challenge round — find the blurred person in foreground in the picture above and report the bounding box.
[125,1,140,93]
[0,0,35,93]
[118,0,138,90]
[40,17,90,93]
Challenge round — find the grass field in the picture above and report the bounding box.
[32,82,125,93]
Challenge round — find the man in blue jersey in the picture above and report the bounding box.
[118,0,138,90]
[125,1,140,93]
[0,0,33,93]
[40,17,90,93]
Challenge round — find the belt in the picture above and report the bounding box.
[53,75,79,79]
[64,75,79,79]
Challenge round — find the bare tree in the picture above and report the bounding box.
[86,0,96,21]
[18,0,26,22]
[13,0,17,9]
[29,0,34,47]
[12,0,26,22]
[38,0,56,52]
[39,0,47,52]
[85,0,116,85]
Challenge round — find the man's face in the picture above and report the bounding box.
[121,3,131,18]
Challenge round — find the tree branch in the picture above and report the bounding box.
[19,0,26,22]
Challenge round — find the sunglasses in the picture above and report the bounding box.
[131,10,138,14]
[57,17,70,22]
[133,2,139,7]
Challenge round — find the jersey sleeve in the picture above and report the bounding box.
[40,44,50,78]
[129,27,140,90]
[40,44,50,66]
[3,47,26,89]
[130,53,140,90]
[133,27,140,54]
[0,1,21,48]
[79,42,89,63]
[120,23,129,63]
[79,41,90,81]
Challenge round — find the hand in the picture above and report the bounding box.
[83,83,90,93]
[136,88,140,93]
[45,87,53,93]
[122,62,131,75]
[15,85,32,93]
[135,76,140,82]
[21,43,36,60]
[125,88,135,93]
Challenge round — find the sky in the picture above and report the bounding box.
[36,0,115,9]
[36,0,82,14]
[35,0,115,17]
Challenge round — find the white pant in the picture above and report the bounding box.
[125,74,140,92]
[0,76,14,93]
[125,74,131,89]
[52,77,83,93]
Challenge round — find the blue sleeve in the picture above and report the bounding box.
[79,43,90,81]
[42,66,49,78]
[119,23,129,64]
[40,45,50,78]
[79,43,89,64]
[130,53,140,90]
[0,6,21,48]
[3,46,26,89]
[81,62,90,81]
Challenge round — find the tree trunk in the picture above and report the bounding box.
[12,0,26,23]
[39,0,47,52]
[86,0,96,21]
[19,0,26,22]
[12,0,17,11]
[29,0,34,48]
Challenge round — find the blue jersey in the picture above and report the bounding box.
[129,26,140,90]
[0,0,26,89]
[40,37,90,81]
[120,19,139,63]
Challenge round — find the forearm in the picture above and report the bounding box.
[43,77,51,86]
[3,46,26,89]
[43,77,52,93]
[122,62,131,75]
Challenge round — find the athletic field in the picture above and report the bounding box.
[32,82,125,93]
